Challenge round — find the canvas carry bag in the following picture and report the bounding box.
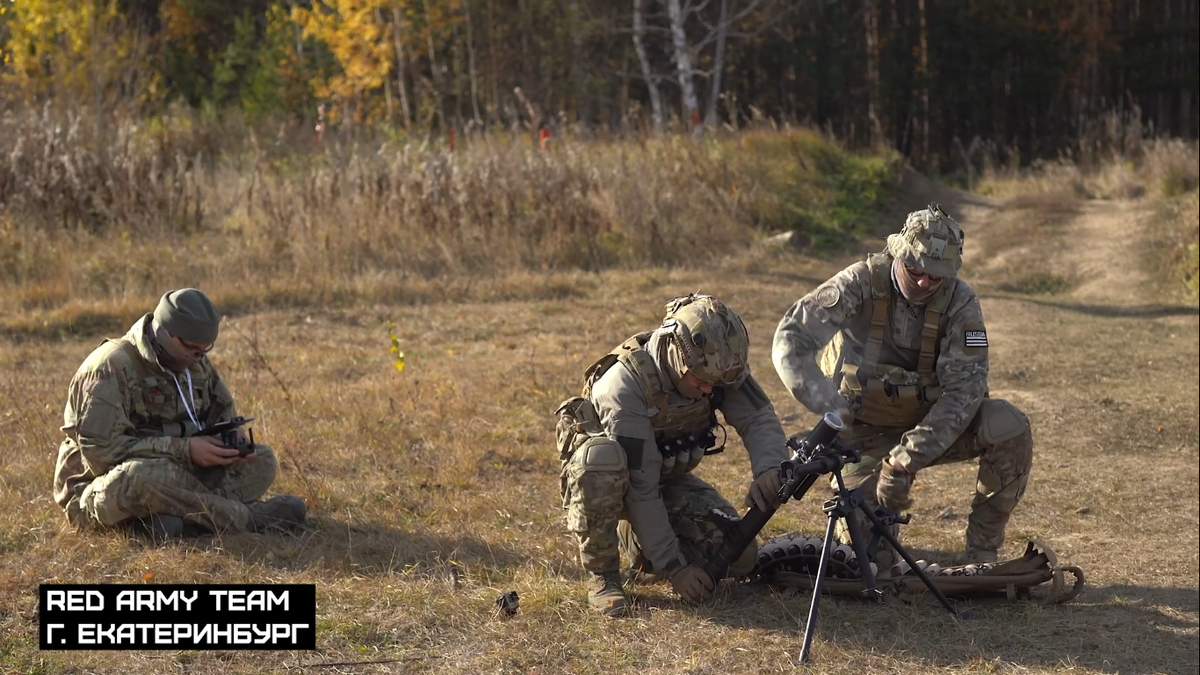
[757,537,1085,606]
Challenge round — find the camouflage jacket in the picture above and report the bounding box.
[771,257,990,471]
[53,315,238,517]
[591,331,788,575]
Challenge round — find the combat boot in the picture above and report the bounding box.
[127,514,185,543]
[959,548,998,564]
[247,495,306,533]
[587,571,629,618]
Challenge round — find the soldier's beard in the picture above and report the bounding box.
[892,258,944,304]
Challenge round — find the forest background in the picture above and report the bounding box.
[1,3,1199,674]
[1,0,1198,328]
[1,0,1196,162]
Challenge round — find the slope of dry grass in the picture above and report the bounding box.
[1,135,1197,675]
[0,114,898,342]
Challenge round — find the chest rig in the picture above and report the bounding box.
[582,332,725,476]
[835,254,951,428]
[109,338,212,438]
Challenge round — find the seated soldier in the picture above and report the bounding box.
[53,288,306,540]
[556,294,790,617]
[772,204,1033,566]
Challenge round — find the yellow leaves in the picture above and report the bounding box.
[294,0,394,103]
[2,0,140,102]
[386,321,406,373]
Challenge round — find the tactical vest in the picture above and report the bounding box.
[580,332,722,476]
[824,253,951,428]
[109,338,212,438]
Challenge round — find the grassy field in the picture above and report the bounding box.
[1,129,1197,675]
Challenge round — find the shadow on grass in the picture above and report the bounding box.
[179,517,526,577]
[697,580,1198,675]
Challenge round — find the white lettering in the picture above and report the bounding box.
[48,589,105,611]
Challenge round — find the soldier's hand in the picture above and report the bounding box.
[669,565,715,604]
[746,468,784,512]
[876,458,914,511]
[188,436,241,467]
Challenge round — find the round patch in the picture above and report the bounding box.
[815,285,841,308]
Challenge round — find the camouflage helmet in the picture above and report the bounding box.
[660,294,749,386]
[886,203,964,279]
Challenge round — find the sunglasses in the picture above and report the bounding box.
[903,264,944,283]
[174,335,215,357]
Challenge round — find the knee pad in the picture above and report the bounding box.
[564,437,629,531]
[977,399,1030,446]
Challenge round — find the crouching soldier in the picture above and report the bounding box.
[556,294,790,617]
[772,205,1034,566]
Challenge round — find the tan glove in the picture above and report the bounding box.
[669,565,715,604]
[876,458,913,511]
[746,468,783,512]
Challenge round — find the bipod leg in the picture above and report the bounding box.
[798,504,839,663]
[833,479,883,603]
[860,504,960,617]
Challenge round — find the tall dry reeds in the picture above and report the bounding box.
[0,107,900,332]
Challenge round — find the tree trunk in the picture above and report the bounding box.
[632,0,664,132]
[665,0,701,132]
[917,0,930,163]
[391,7,412,130]
[422,0,445,128]
[465,0,482,124]
[865,0,881,145]
[375,6,394,124]
[705,0,732,128]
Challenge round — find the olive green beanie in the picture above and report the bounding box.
[153,288,221,344]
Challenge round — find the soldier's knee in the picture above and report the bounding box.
[247,443,279,484]
[978,400,1030,445]
[565,437,629,530]
[977,399,1033,473]
[82,459,182,526]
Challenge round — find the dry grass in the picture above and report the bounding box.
[1,130,1198,675]
[0,110,898,341]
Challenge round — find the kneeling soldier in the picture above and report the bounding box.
[556,294,789,616]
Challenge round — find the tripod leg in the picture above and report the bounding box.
[861,505,960,616]
[798,509,838,663]
[840,507,883,602]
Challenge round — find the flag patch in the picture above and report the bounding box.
[964,330,988,348]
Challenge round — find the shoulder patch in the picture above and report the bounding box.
[815,285,841,308]
[964,326,988,349]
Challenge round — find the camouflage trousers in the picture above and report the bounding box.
[560,438,740,575]
[75,444,278,533]
[617,474,745,576]
[836,399,1033,554]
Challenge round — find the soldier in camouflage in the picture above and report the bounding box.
[556,294,790,617]
[53,288,306,541]
[772,205,1033,566]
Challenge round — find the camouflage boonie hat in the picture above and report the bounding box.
[661,294,749,386]
[886,203,964,279]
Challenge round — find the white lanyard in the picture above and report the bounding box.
[170,370,203,432]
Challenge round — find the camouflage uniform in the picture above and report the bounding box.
[556,296,789,593]
[771,206,1032,557]
[53,315,276,533]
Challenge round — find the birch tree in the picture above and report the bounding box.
[664,0,700,131]
[632,0,664,132]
